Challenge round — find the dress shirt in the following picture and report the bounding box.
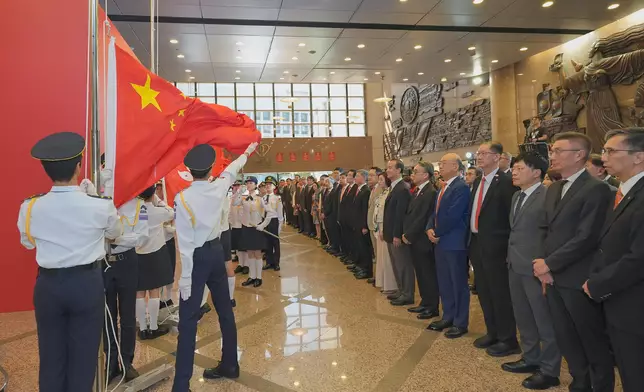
[112,198,150,254]
[234,191,264,228]
[164,223,175,242]
[229,189,243,229]
[415,180,430,194]
[561,167,586,199]
[390,177,403,190]
[175,154,246,284]
[137,202,174,254]
[17,186,122,269]
[515,182,541,212]
[470,168,499,233]
[357,183,367,192]
[618,170,644,201]
[260,193,283,225]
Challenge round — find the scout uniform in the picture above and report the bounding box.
[259,176,283,271]
[236,176,267,287]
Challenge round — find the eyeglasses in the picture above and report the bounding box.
[549,148,581,156]
[475,151,498,156]
[601,148,641,156]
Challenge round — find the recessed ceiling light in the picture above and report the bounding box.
[468,46,476,51]
[532,79,537,82]
[414,45,422,50]
[357,44,366,49]
[280,77,285,80]
[396,58,403,62]
[441,77,447,82]
[284,70,289,74]
[418,72,424,75]
[330,71,336,74]
[375,71,381,75]
[323,78,327,81]
[235,77,240,80]
[189,76,195,80]
[520,47,528,51]
[236,56,242,59]
[364,78,369,81]
[460,72,466,75]
[344,57,352,61]
[236,41,244,46]
[170,39,178,44]
[473,0,484,4]
[444,59,452,63]
[400,0,407,2]
[235,70,241,73]
[607,3,619,9]
[403,78,408,81]
[517,73,524,76]
[177,54,185,58]
[292,56,299,60]
[542,1,554,7]
[185,69,191,73]
[473,77,483,85]
[491,59,499,63]
[298,43,306,47]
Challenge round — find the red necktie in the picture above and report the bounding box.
[475,177,486,231]
[435,186,446,227]
[614,189,623,210]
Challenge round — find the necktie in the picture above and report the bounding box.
[435,186,447,227]
[514,191,526,221]
[614,189,624,210]
[413,187,420,197]
[555,180,568,206]
[247,196,254,201]
[474,177,485,231]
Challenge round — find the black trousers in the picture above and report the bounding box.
[35,265,104,392]
[324,216,340,251]
[341,223,355,260]
[609,324,644,392]
[264,219,281,267]
[410,242,440,312]
[546,284,614,392]
[354,228,373,276]
[297,207,304,230]
[303,209,315,235]
[103,248,139,371]
[469,234,517,344]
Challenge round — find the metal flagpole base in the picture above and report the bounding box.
[110,364,174,392]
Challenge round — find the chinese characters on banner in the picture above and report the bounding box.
[289,152,297,162]
[328,151,336,161]
[276,152,284,163]
[302,152,310,161]
[314,151,322,161]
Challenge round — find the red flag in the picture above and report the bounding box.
[107,41,260,207]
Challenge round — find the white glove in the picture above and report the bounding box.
[100,169,113,187]
[80,179,98,196]
[153,194,167,207]
[256,224,266,232]
[245,142,258,155]
[179,277,191,301]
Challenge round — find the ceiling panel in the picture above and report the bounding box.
[274,27,342,38]
[113,0,202,17]
[280,0,363,11]
[357,0,441,14]
[266,37,337,65]
[278,9,354,23]
[349,11,426,25]
[340,29,407,40]
[417,13,489,27]
[206,35,273,64]
[200,0,282,7]
[317,38,399,67]
[427,0,516,18]
[200,6,280,20]
[213,66,265,82]
[159,62,215,84]
[204,25,275,36]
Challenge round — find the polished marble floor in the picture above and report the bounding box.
[0,226,622,391]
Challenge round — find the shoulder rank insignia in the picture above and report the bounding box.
[87,194,113,200]
[24,193,46,201]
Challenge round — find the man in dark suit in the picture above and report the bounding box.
[469,141,520,357]
[403,162,439,319]
[384,159,415,306]
[586,153,620,189]
[295,176,304,231]
[340,170,358,267]
[323,171,342,255]
[426,153,471,338]
[586,128,644,392]
[282,178,293,224]
[505,152,561,390]
[351,169,373,279]
[303,176,316,237]
[534,132,613,392]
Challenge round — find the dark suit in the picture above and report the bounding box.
[604,175,620,189]
[542,170,613,392]
[426,176,470,328]
[588,175,644,392]
[295,185,304,230]
[281,185,293,224]
[469,169,518,345]
[507,184,561,377]
[303,185,315,235]
[403,182,439,311]
[352,184,372,276]
[383,179,414,301]
[339,183,358,261]
[324,182,340,252]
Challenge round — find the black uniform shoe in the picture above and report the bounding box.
[242,266,250,275]
[522,372,560,390]
[486,341,522,357]
[231,299,237,308]
[444,326,468,339]
[416,310,440,320]
[473,334,498,349]
[354,272,371,280]
[198,303,212,321]
[107,369,122,385]
[148,325,170,339]
[407,306,428,313]
[346,264,357,270]
[386,292,400,300]
[159,299,174,309]
[501,358,539,374]
[253,279,263,288]
[390,298,414,306]
[428,319,453,331]
[124,365,140,381]
[203,362,240,379]
[234,265,244,274]
[138,329,152,340]
[366,278,375,284]
[241,278,256,287]
[262,264,275,270]
[274,266,280,271]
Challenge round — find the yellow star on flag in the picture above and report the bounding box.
[180,92,187,100]
[178,109,186,117]
[170,119,177,132]
[131,75,162,112]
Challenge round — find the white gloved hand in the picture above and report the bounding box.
[179,277,191,301]
[153,194,167,207]
[80,179,98,196]
[100,169,113,187]
[245,142,259,155]
[256,224,266,232]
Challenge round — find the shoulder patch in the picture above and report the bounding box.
[87,194,113,200]
[25,193,46,201]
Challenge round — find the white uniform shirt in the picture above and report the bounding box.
[112,198,150,254]
[17,186,122,269]
[239,194,264,227]
[228,190,243,229]
[261,193,283,223]
[137,201,173,254]
[174,154,247,283]
[212,192,232,239]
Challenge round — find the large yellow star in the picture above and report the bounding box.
[180,92,187,100]
[178,109,186,117]
[131,75,162,112]
[170,119,176,132]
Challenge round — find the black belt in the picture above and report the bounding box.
[107,248,135,263]
[39,260,101,276]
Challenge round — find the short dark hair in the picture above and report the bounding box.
[307,175,315,181]
[347,169,357,177]
[41,155,82,182]
[139,185,156,200]
[516,152,548,180]
[605,127,644,152]
[416,161,435,176]
[389,159,405,174]
[588,153,604,169]
[468,166,483,177]
[378,172,391,187]
[320,174,329,179]
[553,131,592,159]
[370,166,382,175]
[485,141,504,155]
[190,168,211,179]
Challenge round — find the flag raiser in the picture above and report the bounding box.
[105,37,260,206]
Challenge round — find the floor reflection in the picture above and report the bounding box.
[282,302,342,356]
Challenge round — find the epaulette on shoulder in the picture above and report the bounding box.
[87,194,113,200]
[24,193,46,201]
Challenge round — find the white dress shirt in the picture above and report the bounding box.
[112,198,150,254]
[618,170,644,201]
[17,186,122,269]
[137,202,173,254]
[514,182,541,213]
[390,177,403,190]
[471,168,499,233]
[175,154,247,285]
[260,193,283,227]
[561,168,586,199]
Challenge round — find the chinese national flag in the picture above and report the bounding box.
[105,38,260,207]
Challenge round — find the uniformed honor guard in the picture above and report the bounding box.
[236,176,267,288]
[17,132,122,392]
[260,176,283,271]
[230,181,245,274]
[172,142,256,392]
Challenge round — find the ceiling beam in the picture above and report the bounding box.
[108,14,592,36]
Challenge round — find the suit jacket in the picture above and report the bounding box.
[588,176,644,335]
[351,185,371,231]
[295,185,302,208]
[507,184,547,276]
[543,170,612,288]
[304,185,315,211]
[339,183,357,225]
[324,183,339,219]
[383,179,412,243]
[469,170,518,260]
[426,176,470,251]
[403,183,437,252]
[604,175,620,189]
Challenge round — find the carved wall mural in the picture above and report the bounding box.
[384,82,491,159]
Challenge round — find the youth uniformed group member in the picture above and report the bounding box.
[216,178,237,307]
[156,182,178,308]
[236,176,267,287]
[230,181,246,274]
[259,176,283,271]
[172,142,256,392]
[17,132,122,392]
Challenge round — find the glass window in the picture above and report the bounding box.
[176,83,195,96]
[199,97,216,104]
[348,97,365,110]
[239,110,255,121]
[276,125,293,138]
[293,84,310,96]
[236,97,254,110]
[349,123,366,137]
[257,125,274,138]
[294,124,311,138]
[236,83,254,96]
[293,98,311,110]
[330,124,347,137]
[256,97,273,110]
[216,83,234,96]
[329,84,346,96]
[348,84,363,97]
[256,111,273,124]
[311,84,328,96]
[329,97,346,110]
[196,83,214,96]
[294,111,310,124]
[275,111,291,123]
[255,83,273,96]
[313,124,330,137]
[217,97,235,109]
[274,83,291,97]
[275,98,292,111]
[312,98,329,111]
[347,111,364,123]
[330,111,347,123]
[312,110,329,124]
